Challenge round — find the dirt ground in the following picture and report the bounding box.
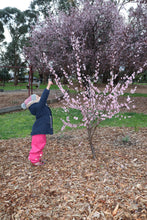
[0,89,62,109]
[0,85,147,219]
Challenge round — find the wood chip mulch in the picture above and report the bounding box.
[0,127,147,219]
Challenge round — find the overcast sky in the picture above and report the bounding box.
[0,0,137,12]
[0,0,32,11]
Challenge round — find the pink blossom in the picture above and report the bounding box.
[74,117,78,120]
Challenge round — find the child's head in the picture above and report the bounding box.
[21,94,40,109]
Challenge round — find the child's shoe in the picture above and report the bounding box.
[40,158,47,163]
[32,161,44,166]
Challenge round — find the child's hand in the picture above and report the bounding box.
[48,79,53,85]
[47,79,53,90]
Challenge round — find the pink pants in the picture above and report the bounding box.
[28,134,46,164]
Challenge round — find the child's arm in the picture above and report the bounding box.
[46,79,53,90]
[36,79,53,109]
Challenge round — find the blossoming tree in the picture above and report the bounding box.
[24,0,146,159]
[44,36,138,159]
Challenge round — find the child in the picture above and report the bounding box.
[21,79,53,166]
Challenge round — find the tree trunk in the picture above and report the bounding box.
[88,128,96,159]
[90,142,96,160]
[14,69,18,86]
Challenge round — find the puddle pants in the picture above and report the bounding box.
[28,134,46,163]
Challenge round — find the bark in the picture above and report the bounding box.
[90,142,96,160]
[88,127,96,159]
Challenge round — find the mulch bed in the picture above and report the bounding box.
[0,127,147,219]
[0,85,147,219]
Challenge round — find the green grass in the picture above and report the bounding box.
[99,112,147,128]
[0,82,72,92]
[0,108,146,139]
[0,82,60,91]
[123,93,147,97]
[0,82,27,90]
[0,111,34,139]
[134,82,147,86]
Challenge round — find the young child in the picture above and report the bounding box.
[21,79,53,166]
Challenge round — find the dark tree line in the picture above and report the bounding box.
[0,0,146,84]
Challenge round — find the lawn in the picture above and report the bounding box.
[0,82,60,91]
[0,109,147,139]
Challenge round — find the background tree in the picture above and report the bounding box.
[25,0,127,84]
[57,0,78,13]
[3,41,26,84]
[0,7,37,85]
[30,0,78,16]
[0,20,5,42]
[113,3,147,82]
[25,0,146,84]
[30,0,52,18]
[0,68,10,85]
